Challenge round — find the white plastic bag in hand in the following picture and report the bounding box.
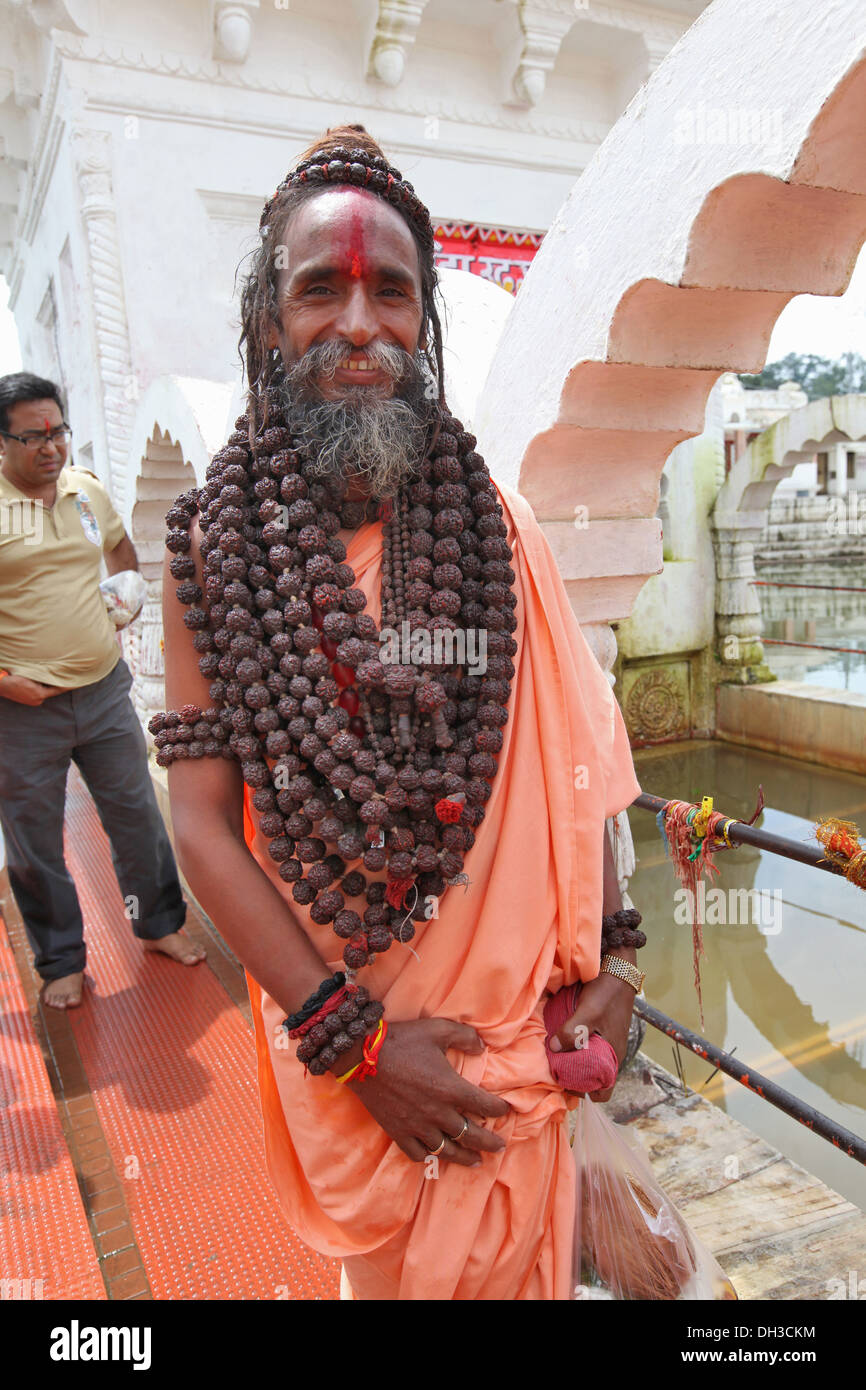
[571,1099,737,1301]
[99,570,148,630]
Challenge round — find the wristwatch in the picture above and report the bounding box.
[600,953,645,994]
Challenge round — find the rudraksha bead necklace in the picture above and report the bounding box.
[151,395,519,982]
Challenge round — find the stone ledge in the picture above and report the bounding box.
[716,680,866,774]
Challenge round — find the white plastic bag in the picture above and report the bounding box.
[99,570,148,630]
[571,1099,737,1300]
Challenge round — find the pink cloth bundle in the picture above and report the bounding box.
[543,984,619,1094]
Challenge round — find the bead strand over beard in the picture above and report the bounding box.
[153,392,518,980]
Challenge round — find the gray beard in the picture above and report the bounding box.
[275,340,438,498]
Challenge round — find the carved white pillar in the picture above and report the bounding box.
[584,619,643,1066]
[127,429,198,731]
[712,521,774,682]
[582,618,638,906]
[73,129,136,515]
[366,1,431,87]
[121,577,166,732]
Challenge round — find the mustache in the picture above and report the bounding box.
[284,338,419,395]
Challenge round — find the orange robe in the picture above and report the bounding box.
[244,479,640,1300]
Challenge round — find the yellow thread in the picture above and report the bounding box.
[692,796,714,839]
[335,1017,384,1084]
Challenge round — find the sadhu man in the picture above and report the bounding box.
[159,125,646,1300]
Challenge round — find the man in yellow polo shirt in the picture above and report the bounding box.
[0,372,204,1008]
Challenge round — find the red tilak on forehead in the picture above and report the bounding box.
[44,417,52,430]
[332,200,369,279]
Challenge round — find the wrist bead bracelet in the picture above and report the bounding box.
[296,995,385,1074]
[600,907,645,957]
[601,925,647,952]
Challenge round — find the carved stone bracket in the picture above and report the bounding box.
[366,0,431,88]
[509,0,578,108]
[9,0,90,35]
[72,128,136,513]
[213,0,260,65]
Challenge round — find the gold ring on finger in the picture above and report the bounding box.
[427,1136,447,1156]
[447,1118,469,1143]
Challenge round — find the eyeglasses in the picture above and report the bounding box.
[0,425,72,449]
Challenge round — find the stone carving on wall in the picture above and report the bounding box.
[622,662,689,744]
[51,34,610,147]
[72,127,136,513]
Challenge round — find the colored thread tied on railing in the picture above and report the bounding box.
[655,788,765,1028]
[814,818,866,891]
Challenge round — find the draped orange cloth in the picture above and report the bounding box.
[244,479,640,1300]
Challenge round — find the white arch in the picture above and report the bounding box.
[474,0,866,653]
[124,375,237,531]
[713,394,866,679]
[714,394,866,526]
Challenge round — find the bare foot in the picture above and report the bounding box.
[41,972,84,1010]
[143,930,206,966]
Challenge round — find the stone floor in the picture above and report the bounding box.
[609,1056,866,1300]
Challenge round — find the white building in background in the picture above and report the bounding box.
[0,0,707,722]
[720,370,866,498]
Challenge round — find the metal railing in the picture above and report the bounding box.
[633,792,848,876]
[751,580,866,593]
[629,792,866,1166]
[761,639,865,654]
[750,577,866,652]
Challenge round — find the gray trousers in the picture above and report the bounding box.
[0,658,185,981]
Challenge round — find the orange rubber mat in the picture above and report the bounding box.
[60,767,340,1300]
[0,908,106,1301]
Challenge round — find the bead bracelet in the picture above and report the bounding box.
[297,994,385,1075]
[600,907,646,956]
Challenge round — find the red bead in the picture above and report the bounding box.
[348,715,366,738]
[332,663,356,689]
[311,604,324,631]
[338,688,360,716]
[321,636,339,660]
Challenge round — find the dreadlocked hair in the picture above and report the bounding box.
[238,123,447,443]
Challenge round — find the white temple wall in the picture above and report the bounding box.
[1,0,705,517]
[8,105,116,488]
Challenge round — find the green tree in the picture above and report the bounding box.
[739,351,866,400]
